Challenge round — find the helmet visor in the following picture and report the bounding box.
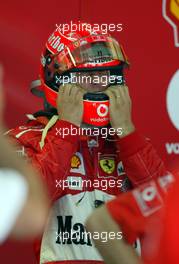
[54,36,129,74]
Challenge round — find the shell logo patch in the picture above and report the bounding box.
[170,0,179,20]
[71,154,81,169]
[163,0,179,47]
[99,158,115,174]
[70,152,85,175]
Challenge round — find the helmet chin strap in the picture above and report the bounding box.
[30,79,44,98]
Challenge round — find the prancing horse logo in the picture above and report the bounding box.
[100,159,115,174]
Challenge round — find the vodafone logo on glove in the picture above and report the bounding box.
[162,0,179,47]
[166,70,179,130]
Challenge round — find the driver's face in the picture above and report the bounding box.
[75,70,110,92]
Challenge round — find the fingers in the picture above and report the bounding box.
[56,83,84,127]
[57,83,85,103]
[105,85,131,103]
[104,89,116,105]
[75,88,85,102]
[70,84,84,99]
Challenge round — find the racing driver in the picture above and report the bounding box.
[7,22,167,264]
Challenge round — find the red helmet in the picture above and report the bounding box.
[33,22,129,127]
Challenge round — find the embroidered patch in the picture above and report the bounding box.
[99,158,115,174]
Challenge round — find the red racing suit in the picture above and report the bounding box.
[8,114,166,264]
[106,172,177,264]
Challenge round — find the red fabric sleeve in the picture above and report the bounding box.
[106,191,147,244]
[116,131,167,186]
[106,173,175,244]
[153,179,179,264]
[8,120,80,201]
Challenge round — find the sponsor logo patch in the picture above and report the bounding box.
[99,158,115,174]
[133,182,163,216]
[66,176,83,190]
[70,152,85,175]
[71,154,81,169]
[158,173,175,192]
[117,161,125,176]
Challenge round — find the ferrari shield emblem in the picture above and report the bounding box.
[99,159,115,174]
